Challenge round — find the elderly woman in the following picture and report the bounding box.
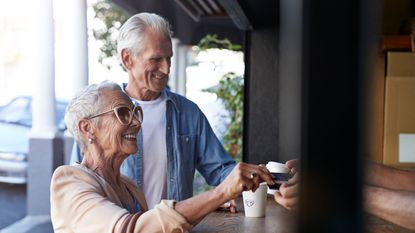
[50,81,275,233]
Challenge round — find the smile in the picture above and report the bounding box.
[152,74,167,80]
[122,133,137,141]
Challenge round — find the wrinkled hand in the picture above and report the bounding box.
[218,199,238,213]
[274,159,300,211]
[217,162,275,201]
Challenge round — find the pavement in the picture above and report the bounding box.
[0,183,26,229]
[0,183,53,233]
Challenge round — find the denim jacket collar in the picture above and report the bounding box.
[162,88,180,113]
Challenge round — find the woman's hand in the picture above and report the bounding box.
[174,162,274,225]
[216,162,275,201]
[218,199,238,213]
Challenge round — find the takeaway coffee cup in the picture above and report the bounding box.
[242,182,267,217]
[266,161,290,194]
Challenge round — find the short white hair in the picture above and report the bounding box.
[64,81,122,149]
[117,12,173,68]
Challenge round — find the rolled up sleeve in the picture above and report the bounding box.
[133,200,192,233]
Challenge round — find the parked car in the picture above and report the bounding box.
[0,96,67,184]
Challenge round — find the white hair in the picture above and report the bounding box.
[117,12,173,68]
[64,81,122,149]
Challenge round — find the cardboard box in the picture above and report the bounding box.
[383,52,415,168]
[367,52,386,163]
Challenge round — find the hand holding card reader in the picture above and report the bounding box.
[266,161,291,194]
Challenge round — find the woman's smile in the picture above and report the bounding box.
[122,133,137,142]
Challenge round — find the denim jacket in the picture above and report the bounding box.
[69,87,236,201]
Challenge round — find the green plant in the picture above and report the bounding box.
[92,0,129,69]
[197,34,242,51]
[204,72,244,160]
[198,34,244,160]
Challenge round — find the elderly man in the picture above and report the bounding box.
[70,12,236,210]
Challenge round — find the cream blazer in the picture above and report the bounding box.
[50,164,192,233]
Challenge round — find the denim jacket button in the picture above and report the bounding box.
[170,178,175,182]
[186,137,189,142]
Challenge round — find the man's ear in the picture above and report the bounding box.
[121,48,133,70]
[78,119,94,140]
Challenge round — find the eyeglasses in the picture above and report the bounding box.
[87,105,143,125]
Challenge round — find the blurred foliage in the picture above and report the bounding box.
[199,34,244,160]
[204,72,244,160]
[197,34,242,51]
[92,0,129,69]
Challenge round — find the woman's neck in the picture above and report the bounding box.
[81,151,122,186]
[81,152,136,212]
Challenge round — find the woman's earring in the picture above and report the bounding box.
[88,138,94,144]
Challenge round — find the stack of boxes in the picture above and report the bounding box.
[370,38,415,168]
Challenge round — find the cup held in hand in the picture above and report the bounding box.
[266,161,290,194]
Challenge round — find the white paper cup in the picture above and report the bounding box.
[266,161,290,195]
[242,182,267,217]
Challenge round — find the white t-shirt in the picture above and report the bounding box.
[135,94,167,209]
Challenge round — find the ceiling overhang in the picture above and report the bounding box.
[110,0,277,45]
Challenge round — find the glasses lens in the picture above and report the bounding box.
[133,107,143,123]
[115,106,132,125]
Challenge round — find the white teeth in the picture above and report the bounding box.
[153,75,165,80]
[123,134,136,139]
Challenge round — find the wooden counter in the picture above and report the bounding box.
[191,196,296,233]
[190,196,413,233]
